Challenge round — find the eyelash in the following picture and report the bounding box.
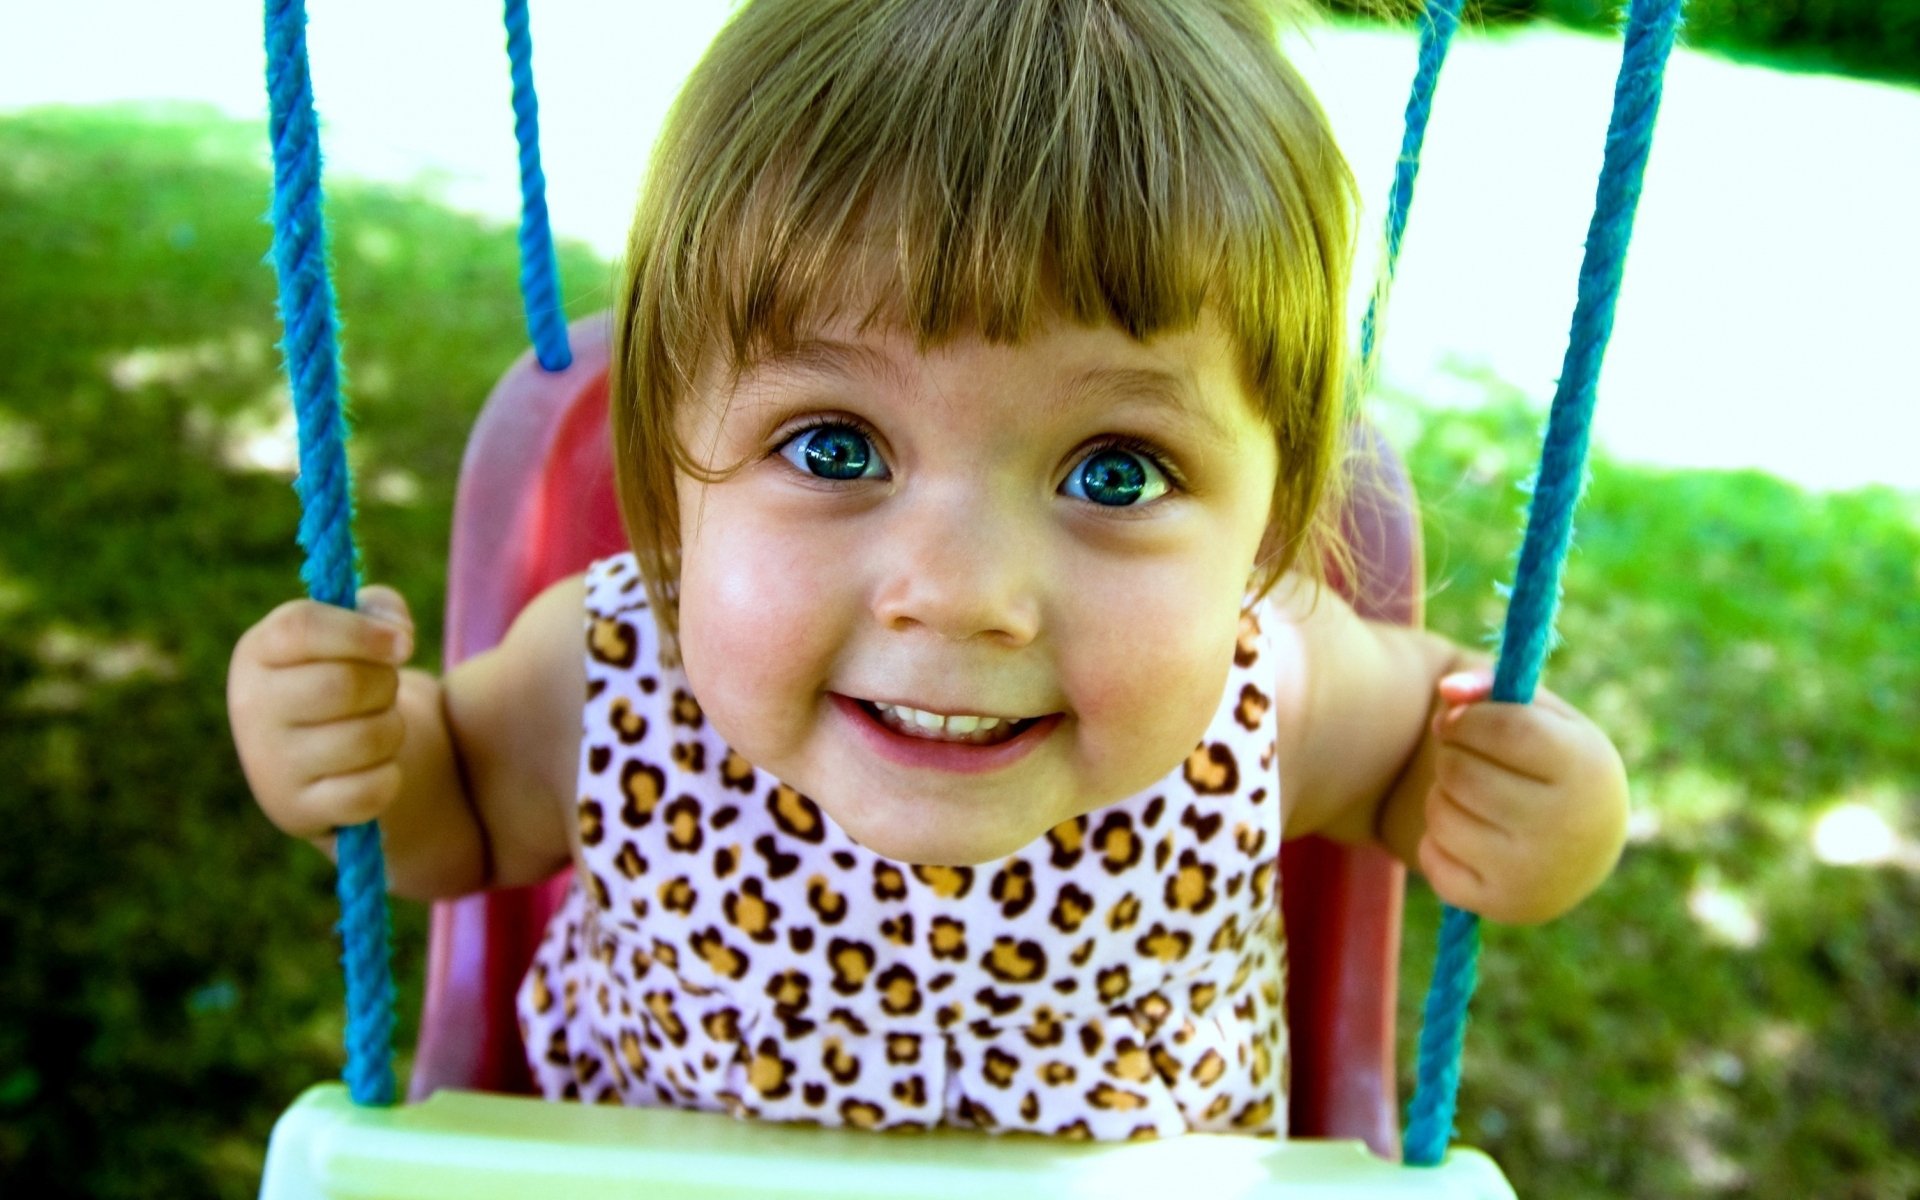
[771,414,887,474]
[770,418,1187,499]
[778,413,878,445]
[1080,433,1188,496]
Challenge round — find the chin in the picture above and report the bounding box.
[827,800,1041,867]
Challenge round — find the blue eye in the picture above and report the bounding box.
[1062,445,1171,507]
[779,423,887,481]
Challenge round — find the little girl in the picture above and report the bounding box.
[229,0,1627,1141]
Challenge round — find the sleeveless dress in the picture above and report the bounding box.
[517,553,1289,1140]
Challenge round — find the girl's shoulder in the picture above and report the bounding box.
[582,551,650,617]
[578,553,664,674]
[1242,573,1313,726]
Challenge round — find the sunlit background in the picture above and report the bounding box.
[6,0,1916,489]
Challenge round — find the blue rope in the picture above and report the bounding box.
[504,0,572,371]
[1402,0,1685,1166]
[1358,0,1465,386]
[263,0,395,1108]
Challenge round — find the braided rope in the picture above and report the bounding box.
[504,0,572,371]
[1403,0,1685,1165]
[1357,0,1464,388]
[263,0,395,1108]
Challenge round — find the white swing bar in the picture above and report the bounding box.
[261,1084,1516,1199]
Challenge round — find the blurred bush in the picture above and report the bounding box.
[0,106,608,1198]
[1322,0,1920,83]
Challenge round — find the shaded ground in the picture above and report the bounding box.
[0,108,1915,1200]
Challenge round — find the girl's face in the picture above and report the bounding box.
[673,306,1280,865]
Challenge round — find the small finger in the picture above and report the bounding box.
[255,598,412,667]
[1426,773,1515,839]
[1433,669,1493,735]
[297,760,405,833]
[1437,668,1494,707]
[1437,673,1582,729]
[1422,816,1556,922]
[283,709,408,784]
[356,585,414,631]
[270,660,401,726]
[1434,704,1570,783]
[1417,833,1487,910]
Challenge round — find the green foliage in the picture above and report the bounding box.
[1387,382,1920,1198]
[2,108,1915,1198]
[0,106,605,1197]
[1320,0,1920,84]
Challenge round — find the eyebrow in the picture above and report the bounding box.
[737,338,913,392]
[1054,364,1238,448]
[741,339,1239,446]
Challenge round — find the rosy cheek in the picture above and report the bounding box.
[679,512,847,753]
[1061,566,1237,767]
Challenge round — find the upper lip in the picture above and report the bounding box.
[848,695,1049,722]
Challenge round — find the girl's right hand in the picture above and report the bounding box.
[227,585,417,840]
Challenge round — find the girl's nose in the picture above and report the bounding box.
[869,490,1042,647]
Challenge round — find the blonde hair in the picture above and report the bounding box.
[614,0,1359,660]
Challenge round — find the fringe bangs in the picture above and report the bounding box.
[617,0,1358,657]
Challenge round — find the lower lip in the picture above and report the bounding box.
[830,694,1060,776]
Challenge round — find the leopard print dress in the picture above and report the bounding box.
[518,553,1288,1140]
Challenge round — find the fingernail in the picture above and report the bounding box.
[359,596,411,640]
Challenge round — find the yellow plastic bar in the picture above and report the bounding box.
[261,1084,1516,1199]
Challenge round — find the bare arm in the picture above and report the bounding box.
[1273,576,1463,851]
[434,574,585,895]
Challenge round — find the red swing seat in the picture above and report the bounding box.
[409,313,1420,1159]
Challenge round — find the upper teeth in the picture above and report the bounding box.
[873,702,1010,736]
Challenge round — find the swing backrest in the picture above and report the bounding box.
[410,313,1420,1158]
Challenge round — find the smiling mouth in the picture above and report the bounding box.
[856,699,1043,746]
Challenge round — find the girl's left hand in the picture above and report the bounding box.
[1418,669,1629,924]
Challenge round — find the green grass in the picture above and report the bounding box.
[2,107,1915,1199]
[1383,386,1920,1198]
[0,105,611,1197]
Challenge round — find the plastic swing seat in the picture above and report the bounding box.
[260,314,1514,1198]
